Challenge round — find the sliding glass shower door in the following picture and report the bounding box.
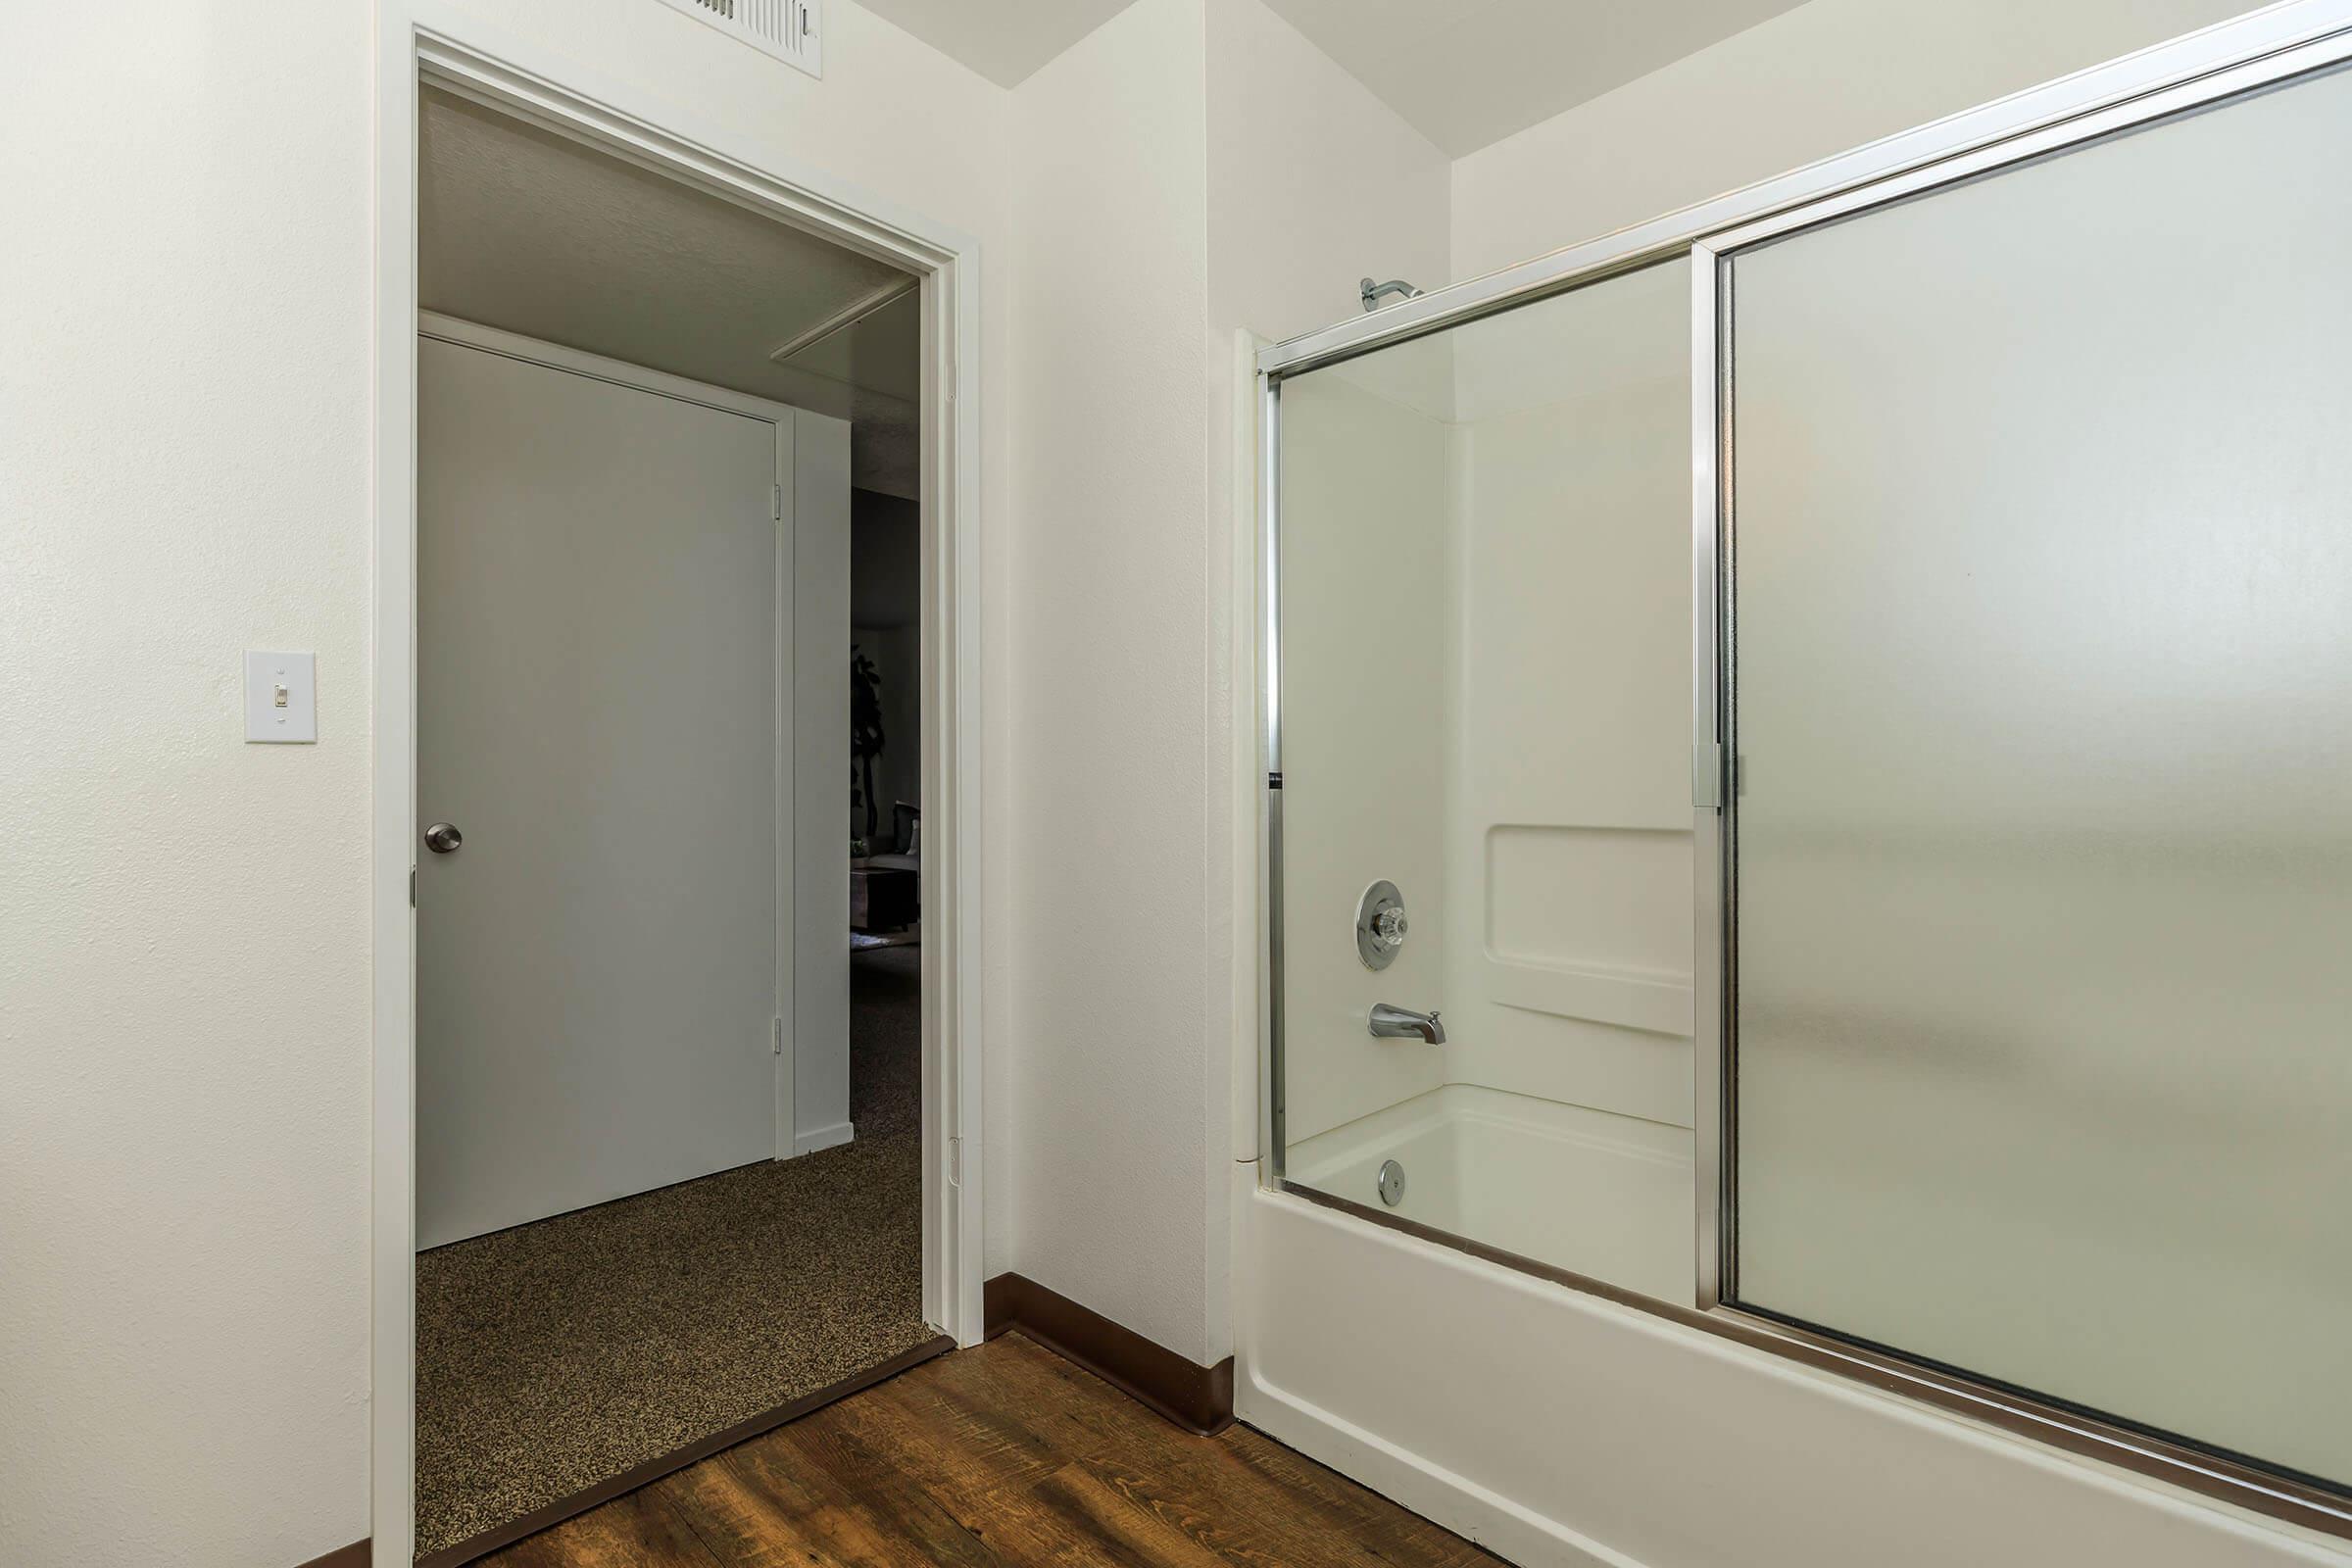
[1257,13,2352,1521]
[1719,59,2352,1489]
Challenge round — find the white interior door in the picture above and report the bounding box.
[416,333,789,1250]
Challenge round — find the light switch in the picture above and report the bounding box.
[245,651,317,743]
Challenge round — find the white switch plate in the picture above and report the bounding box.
[245,651,317,743]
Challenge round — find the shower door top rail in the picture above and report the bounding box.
[1253,0,2352,385]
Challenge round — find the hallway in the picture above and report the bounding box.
[476,1334,1494,1568]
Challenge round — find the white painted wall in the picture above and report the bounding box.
[973,0,1454,1374]
[1450,0,2262,279]
[2,9,375,1566]
[1,3,1010,1563]
[1002,0,1219,1362]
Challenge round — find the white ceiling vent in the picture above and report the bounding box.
[656,0,823,78]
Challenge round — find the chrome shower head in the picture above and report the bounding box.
[1359,276,1423,312]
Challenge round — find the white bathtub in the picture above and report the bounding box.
[1282,1084,1692,1304]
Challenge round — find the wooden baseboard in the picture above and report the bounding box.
[295,1541,370,1568]
[984,1272,1234,1435]
[417,1335,954,1568]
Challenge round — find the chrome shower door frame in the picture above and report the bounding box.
[1255,0,2352,1539]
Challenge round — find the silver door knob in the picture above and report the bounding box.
[423,822,464,855]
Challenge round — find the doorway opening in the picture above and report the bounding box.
[412,85,927,1561]
[376,30,984,1568]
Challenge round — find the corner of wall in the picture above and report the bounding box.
[1000,0,1220,1364]
[1203,0,1451,345]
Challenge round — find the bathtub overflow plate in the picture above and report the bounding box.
[1356,881,1407,971]
[1376,1159,1406,1206]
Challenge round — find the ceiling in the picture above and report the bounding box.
[1262,0,1811,157]
[855,0,1137,87]
[861,0,1805,158]
[418,87,921,496]
[1279,0,1806,156]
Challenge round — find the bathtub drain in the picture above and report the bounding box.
[1376,1159,1406,1206]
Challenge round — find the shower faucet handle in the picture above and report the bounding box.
[1355,880,1408,970]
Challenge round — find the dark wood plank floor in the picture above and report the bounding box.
[479,1332,1496,1568]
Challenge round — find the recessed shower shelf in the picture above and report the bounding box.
[1481,955,1693,1037]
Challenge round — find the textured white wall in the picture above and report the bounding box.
[1,7,375,1565]
[1003,0,1219,1361]
[1450,0,2262,279]
[0,3,1011,1563]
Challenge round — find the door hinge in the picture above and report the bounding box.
[948,1134,961,1188]
[772,1016,784,1054]
[410,866,416,908]
[772,482,783,521]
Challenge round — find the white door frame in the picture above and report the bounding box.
[373,14,988,1563]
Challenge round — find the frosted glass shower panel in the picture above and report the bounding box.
[1727,61,2352,1486]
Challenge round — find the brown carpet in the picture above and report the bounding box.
[415,946,928,1557]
